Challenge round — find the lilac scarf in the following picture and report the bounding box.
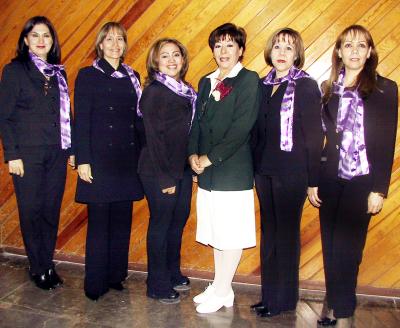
[154,72,197,128]
[263,66,309,151]
[93,59,142,117]
[333,69,369,180]
[30,52,71,149]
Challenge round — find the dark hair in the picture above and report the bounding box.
[95,22,128,60]
[144,38,189,87]
[208,23,246,61]
[322,25,378,104]
[264,28,305,69]
[14,16,61,64]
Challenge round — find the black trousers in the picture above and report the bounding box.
[319,174,372,318]
[255,173,307,312]
[12,145,68,275]
[140,172,192,296]
[84,201,133,296]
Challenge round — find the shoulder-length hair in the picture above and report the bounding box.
[208,23,246,61]
[95,22,128,61]
[322,25,378,104]
[264,28,305,69]
[14,16,61,64]
[144,38,189,87]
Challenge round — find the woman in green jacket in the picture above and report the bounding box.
[188,23,260,314]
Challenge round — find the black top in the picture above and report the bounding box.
[0,60,72,161]
[252,77,323,186]
[321,75,398,196]
[74,58,143,203]
[138,80,192,189]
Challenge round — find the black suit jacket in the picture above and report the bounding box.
[252,77,323,186]
[138,80,192,189]
[321,75,398,196]
[74,59,143,203]
[0,60,72,161]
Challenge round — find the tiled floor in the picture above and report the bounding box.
[0,252,399,328]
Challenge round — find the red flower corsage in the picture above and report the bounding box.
[211,81,233,101]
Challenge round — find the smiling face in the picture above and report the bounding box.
[338,31,371,74]
[158,42,183,81]
[100,28,125,63]
[24,23,53,61]
[213,36,243,77]
[270,34,296,78]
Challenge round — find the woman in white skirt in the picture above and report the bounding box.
[188,22,260,313]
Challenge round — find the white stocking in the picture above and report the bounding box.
[212,248,242,297]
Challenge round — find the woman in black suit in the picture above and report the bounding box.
[311,25,398,327]
[251,28,323,317]
[0,16,73,290]
[74,22,143,301]
[138,38,196,304]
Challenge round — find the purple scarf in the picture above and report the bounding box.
[30,52,71,150]
[93,59,142,117]
[333,69,369,180]
[263,66,309,151]
[154,72,197,128]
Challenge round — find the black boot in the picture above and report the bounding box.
[46,268,63,287]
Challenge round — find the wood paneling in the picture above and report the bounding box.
[0,0,399,293]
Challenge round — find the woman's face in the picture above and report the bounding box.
[24,23,53,61]
[100,28,125,62]
[338,32,371,74]
[270,34,296,78]
[158,42,183,81]
[213,36,243,75]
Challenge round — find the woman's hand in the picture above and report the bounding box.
[198,155,212,168]
[8,159,24,177]
[68,155,76,169]
[78,164,93,183]
[189,154,204,174]
[307,187,322,207]
[162,186,176,194]
[367,192,384,214]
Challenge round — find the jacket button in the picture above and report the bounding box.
[130,142,134,146]
[131,107,135,111]
[109,143,113,147]
[109,125,113,129]
[53,122,57,127]
[108,88,112,92]
[209,128,213,133]
[336,145,339,149]
[130,124,134,129]
[109,106,114,111]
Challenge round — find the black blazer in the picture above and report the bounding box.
[138,80,192,189]
[252,77,323,186]
[74,59,143,203]
[321,75,398,196]
[0,60,72,161]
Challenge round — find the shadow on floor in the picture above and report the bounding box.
[0,252,399,328]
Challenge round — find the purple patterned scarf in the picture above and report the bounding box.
[263,66,309,151]
[93,59,142,117]
[30,52,71,150]
[154,72,197,128]
[333,69,369,180]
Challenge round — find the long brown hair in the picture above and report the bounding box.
[322,25,378,104]
[144,38,189,87]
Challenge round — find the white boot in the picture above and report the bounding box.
[193,284,215,304]
[196,290,234,313]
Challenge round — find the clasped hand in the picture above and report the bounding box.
[189,154,211,175]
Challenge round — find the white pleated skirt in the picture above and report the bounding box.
[196,187,256,250]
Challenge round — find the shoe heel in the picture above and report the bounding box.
[223,294,234,307]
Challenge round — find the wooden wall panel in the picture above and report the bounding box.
[0,0,399,293]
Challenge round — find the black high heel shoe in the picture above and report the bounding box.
[250,301,266,311]
[29,272,54,290]
[46,268,63,287]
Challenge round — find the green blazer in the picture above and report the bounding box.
[188,67,260,191]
